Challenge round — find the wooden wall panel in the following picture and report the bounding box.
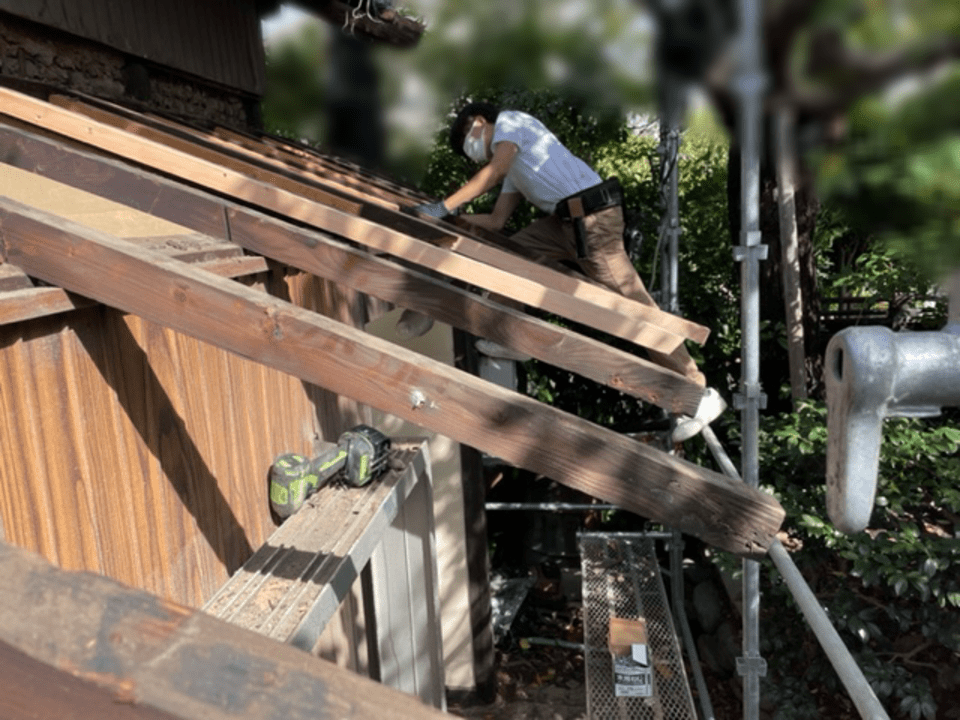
[0,0,265,94]
[0,271,360,608]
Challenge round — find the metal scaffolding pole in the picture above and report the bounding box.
[658,77,683,315]
[733,0,768,717]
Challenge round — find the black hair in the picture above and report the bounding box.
[449,101,501,158]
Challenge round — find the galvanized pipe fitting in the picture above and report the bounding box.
[825,323,960,533]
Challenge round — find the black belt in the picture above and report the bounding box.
[555,178,623,258]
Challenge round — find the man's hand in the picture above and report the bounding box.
[412,201,452,219]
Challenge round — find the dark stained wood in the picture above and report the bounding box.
[311,0,426,48]
[0,123,231,242]
[0,0,266,94]
[0,541,449,720]
[213,126,428,208]
[0,242,267,329]
[0,264,32,291]
[0,198,784,556]
[0,638,183,720]
[16,91,700,352]
[50,95,368,217]
[0,122,699,410]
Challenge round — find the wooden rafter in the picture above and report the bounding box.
[0,198,784,555]
[0,541,447,720]
[51,93,692,335]
[0,124,701,413]
[14,89,705,353]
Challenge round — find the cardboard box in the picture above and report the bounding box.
[609,617,653,697]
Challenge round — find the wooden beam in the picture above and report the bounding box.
[0,286,95,325]
[0,263,33,291]
[206,442,445,707]
[0,542,449,720]
[0,122,701,412]
[11,89,702,352]
[0,199,784,555]
[225,210,701,414]
[0,637,182,720]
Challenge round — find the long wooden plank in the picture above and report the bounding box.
[0,122,701,412]
[14,89,699,352]
[103,97,711,346]
[204,445,422,644]
[0,541,449,720]
[0,198,784,555]
[226,210,701,413]
[63,93,710,346]
[0,286,96,325]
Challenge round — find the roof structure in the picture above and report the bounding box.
[0,84,784,557]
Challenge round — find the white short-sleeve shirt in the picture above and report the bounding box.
[492,110,601,214]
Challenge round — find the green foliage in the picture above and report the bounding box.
[261,21,328,143]
[410,0,653,119]
[723,402,960,720]
[814,66,960,282]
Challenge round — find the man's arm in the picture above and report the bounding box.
[443,141,518,211]
[465,191,522,232]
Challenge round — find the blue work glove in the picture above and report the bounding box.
[412,201,452,219]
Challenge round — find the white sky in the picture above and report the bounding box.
[261,4,311,43]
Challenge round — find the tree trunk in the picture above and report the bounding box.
[728,133,822,412]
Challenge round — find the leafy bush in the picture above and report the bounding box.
[716,402,960,720]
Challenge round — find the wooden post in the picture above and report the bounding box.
[775,106,808,402]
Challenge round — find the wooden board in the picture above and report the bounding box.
[54,93,709,346]
[206,442,445,708]
[0,89,697,354]
[0,198,784,556]
[0,122,702,413]
[0,637,182,720]
[0,541,449,720]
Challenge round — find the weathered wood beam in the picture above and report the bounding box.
[0,541,449,720]
[0,286,95,325]
[0,123,701,412]
[72,95,710,346]
[0,637,182,720]
[226,210,701,413]
[0,199,784,555]
[22,90,704,351]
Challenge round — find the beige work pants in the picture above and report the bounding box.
[512,206,704,385]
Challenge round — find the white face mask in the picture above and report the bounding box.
[463,128,489,163]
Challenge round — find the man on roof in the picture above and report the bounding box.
[406,101,723,442]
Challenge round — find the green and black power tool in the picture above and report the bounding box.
[269,425,391,519]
